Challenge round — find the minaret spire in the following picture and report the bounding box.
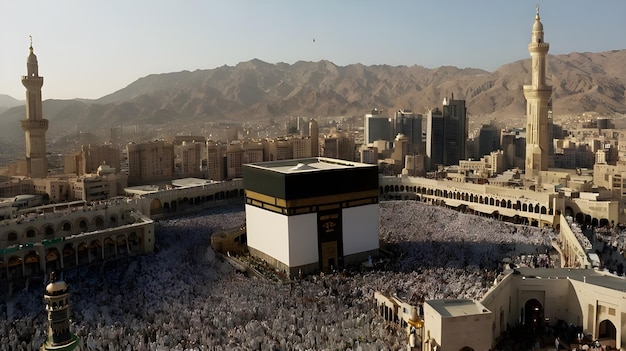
[20,37,49,178]
[524,6,552,180]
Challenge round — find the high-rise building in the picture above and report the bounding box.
[425,96,467,170]
[364,109,391,144]
[20,39,49,178]
[524,6,552,179]
[177,141,204,178]
[478,124,501,157]
[322,130,355,161]
[394,110,423,154]
[226,142,244,179]
[426,108,445,170]
[206,142,225,181]
[127,140,175,184]
[291,138,312,159]
[65,144,121,175]
[309,118,319,157]
[442,96,467,167]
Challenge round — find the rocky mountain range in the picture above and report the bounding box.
[0,49,625,144]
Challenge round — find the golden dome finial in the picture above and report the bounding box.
[535,4,540,20]
[29,35,33,52]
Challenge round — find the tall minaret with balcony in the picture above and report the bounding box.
[21,37,49,178]
[524,6,552,180]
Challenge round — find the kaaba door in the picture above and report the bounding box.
[321,241,338,272]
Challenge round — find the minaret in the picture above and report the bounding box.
[41,271,80,350]
[524,6,552,180]
[21,37,49,178]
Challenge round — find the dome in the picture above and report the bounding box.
[27,47,38,65]
[532,18,543,32]
[45,280,68,295]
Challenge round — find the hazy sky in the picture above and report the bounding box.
[1,0,625,100]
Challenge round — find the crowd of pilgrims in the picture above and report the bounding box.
[0,201,555,350]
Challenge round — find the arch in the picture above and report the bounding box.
[24,251,41,276]
[534,204,540,213]
[93,216,105,228]
[7,231,18,241]
[384,185,390,193]
[564,206,574,218]
[597,319,616,340]
[489,198,495,206]
[524,299,543,328]
[89,239,102,262]
[584,214,591,224]
[45,248,61,262]
[43,225,54,236]
[522,203,528,212]
[60,221,72,232]
[540,206,547,215]
[575,213,584,224]
[77,217,88,231]
[103,237,116,258]
[128,232,141,254]
[599,218,609,227]
[25,227,37,238]
[495,200,500,207]
[507,200,512,209]
[77,242,89,265]
[170,201,177,212]
[116,234,127,255]
[591,218,598,227]
[62,243,76,268]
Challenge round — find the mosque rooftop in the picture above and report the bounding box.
[245,157,375,174]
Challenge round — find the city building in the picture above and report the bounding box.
[290,138,311,159]
[394,110,423,154]
[309,118,320,157]
[225,142,244,179]
[175,141,204,178]
[364,108,391,144]
[64,144,121,176]
[206,141,226,181]
[127,140,175,185]
[524,6,552,180]
[478,124,500,157]
[321,130,355,161]
[426,96,467,171]
[20,39,49,179]
[242,157,379,276]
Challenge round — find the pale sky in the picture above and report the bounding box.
[1,0,625,100]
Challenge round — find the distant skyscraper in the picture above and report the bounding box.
[309,118,319,157]
[524,6,552,179]
[364,109,391,144]
[426,107,445,170]
[426,95,467,170]
[21,38,49,178]
[442,96,467,166]
[478,124,500,157]
[394,110,423,154]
